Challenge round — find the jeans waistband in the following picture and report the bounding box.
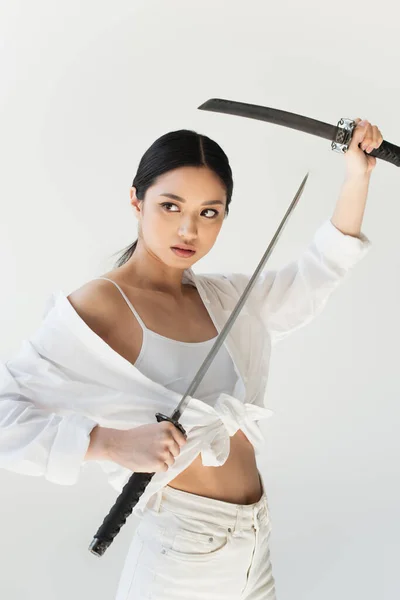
[144,471,270,531]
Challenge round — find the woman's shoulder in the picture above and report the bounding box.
[67,273,124,340]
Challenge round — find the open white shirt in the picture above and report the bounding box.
[0,219,370,517]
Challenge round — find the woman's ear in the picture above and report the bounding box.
[130,187,142,219]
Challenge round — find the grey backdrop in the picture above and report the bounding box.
[0,1,398,599]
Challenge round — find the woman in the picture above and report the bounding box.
[0,121,382,599]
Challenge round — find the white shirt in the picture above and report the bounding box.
[0,219,370,517]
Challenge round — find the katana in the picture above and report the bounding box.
[197,98,400,167]
[88,171,310,557]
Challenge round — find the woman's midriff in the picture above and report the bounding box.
[167,429,263,505]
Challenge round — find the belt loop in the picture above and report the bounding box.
[252,504,260,529]
[148,487,163,513]
[231,506,241,537]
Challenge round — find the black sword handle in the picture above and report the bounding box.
[88,412,187,557]
[362,140,400,167]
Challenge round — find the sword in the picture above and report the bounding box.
[198,98,400,167]
[88,171,310,557]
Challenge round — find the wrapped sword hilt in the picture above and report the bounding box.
[89,412,186,557]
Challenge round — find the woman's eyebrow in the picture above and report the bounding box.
[160,193,225,206]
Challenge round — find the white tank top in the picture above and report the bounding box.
[94,277,238,406]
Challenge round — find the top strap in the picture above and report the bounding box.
[93,277,146,330]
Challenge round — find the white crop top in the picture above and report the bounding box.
[94,277,238,406]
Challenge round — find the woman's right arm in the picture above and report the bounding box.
[0,362,185,481]
[0,282,186,484]
[85,425,114,461]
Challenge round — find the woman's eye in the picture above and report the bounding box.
[161,202,179,212]
[202,208,219,218]
[160,203,219,218]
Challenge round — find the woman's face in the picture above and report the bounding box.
[130,166,228,267]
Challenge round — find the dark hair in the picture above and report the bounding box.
[112,129,234,268]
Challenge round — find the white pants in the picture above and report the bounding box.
[115,471,277,599]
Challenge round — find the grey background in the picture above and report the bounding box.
[0,1,398,598]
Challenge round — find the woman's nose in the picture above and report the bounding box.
[178,218,198,238]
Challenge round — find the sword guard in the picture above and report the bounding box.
[155,412,187,438]
[331,118,356,153]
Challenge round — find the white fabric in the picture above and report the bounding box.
[0,219,371,517]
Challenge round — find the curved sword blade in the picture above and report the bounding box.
[198,98,337,142]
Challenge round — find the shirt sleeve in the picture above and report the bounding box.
[221,219,371,345]
[0,358,98,485]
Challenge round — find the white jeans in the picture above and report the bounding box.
[115,472,277,599]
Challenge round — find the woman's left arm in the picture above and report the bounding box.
[331,118,384,237]
[219,118,384,344]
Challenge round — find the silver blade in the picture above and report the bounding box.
[171,171,309,421]
[198,98,337,142]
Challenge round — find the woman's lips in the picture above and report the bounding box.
[171,247,196,257]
